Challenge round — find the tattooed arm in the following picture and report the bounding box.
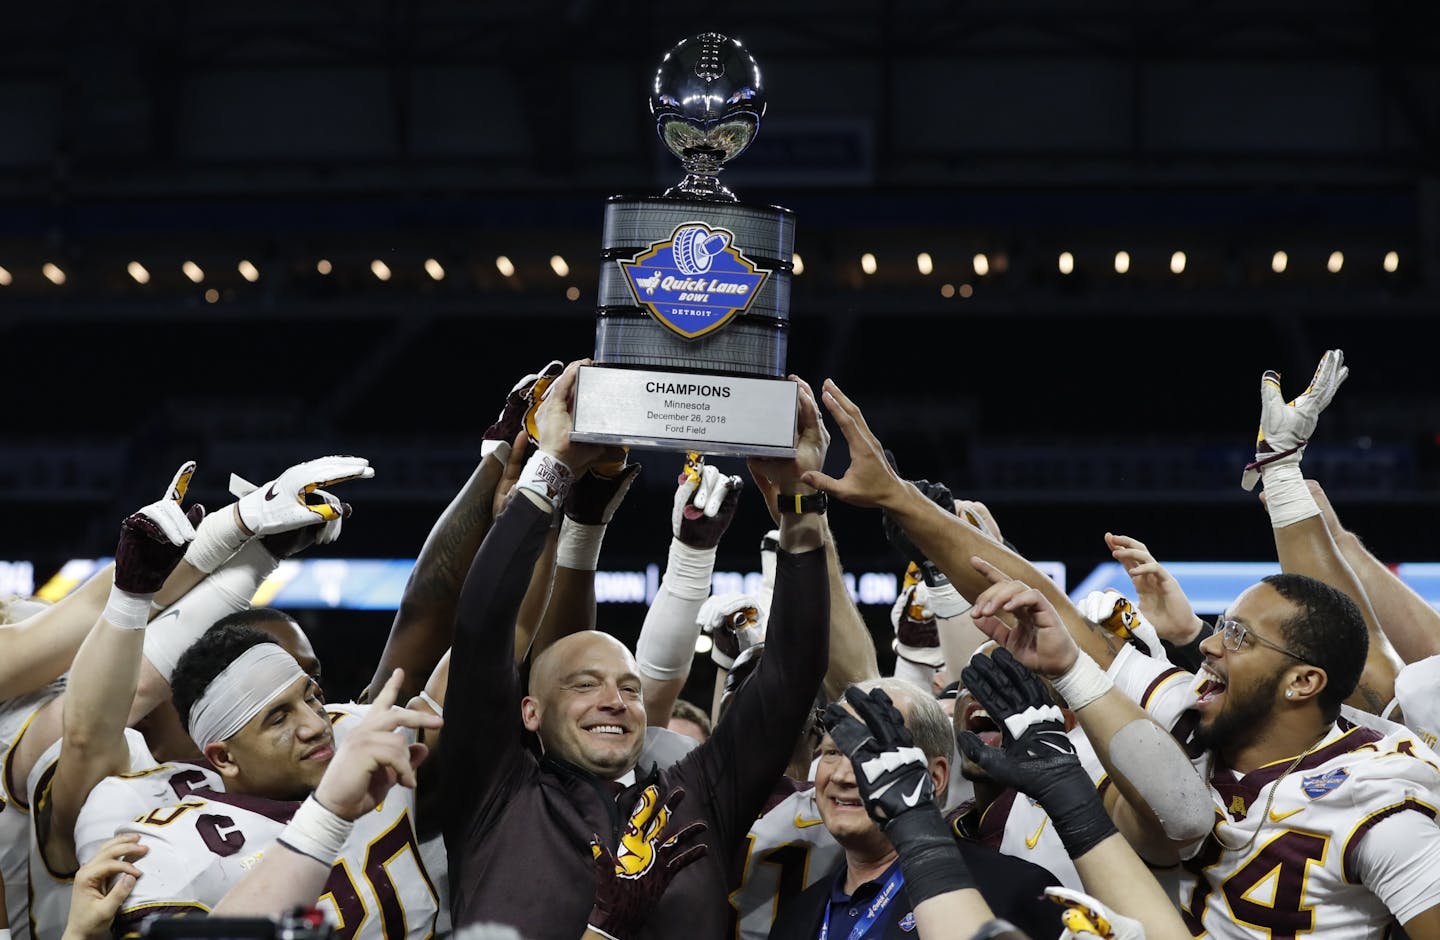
[363,446,510,703]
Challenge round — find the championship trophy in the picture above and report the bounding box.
[570,32,799,458]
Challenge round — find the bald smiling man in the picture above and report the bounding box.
[440,363,832,940]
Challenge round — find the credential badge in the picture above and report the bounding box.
[620,222,769,340]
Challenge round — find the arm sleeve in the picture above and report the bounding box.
[636,538,716,681]
[142,540,280,681]
[689,547,829,849]
[1348,806,1440,924]
[441,494,554,840]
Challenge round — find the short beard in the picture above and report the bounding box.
[1194,666,1286,759]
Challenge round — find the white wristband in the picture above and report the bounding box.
[480,437,513,464]
[103,586,154,631]
[927,580,972,620]
[2,927,12,940]
[515,450,574,507]
[184,503,251,574]
[556,517,606,571]
[1049,651,1114,711]
[1261,463,1320,529]
[278,795,355,865]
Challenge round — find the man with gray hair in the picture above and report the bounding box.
[768,677,1063,940]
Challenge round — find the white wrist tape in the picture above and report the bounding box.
[515,450,574,507]
[664,538,717,600]
[184,503,251,574]
[278,795,355,865]
[1050,652,1113,711]
[417,690,444,718]
[556,517,606,571]
[927,580,972,620]
[1261,463,1320,528]
[103,586,154,631]
[480,438,512,465]
[2,926,13,940]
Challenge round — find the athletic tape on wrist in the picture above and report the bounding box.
[665,538,717,600]
[927,580,972,620]
[515,450,574,507]
[1049,652,1113,711]
[480,438,512,465]
[556,516,606,571]
[278,795,355,866]
[103,586,154,631]
[1261,463,1321,528]
[417,689,443,718]
[2,926,13,940]
[583,926,621,940]
[185,504,251,574]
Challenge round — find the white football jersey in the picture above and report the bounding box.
[1171,721,1440,940]
[0,680,66,940]
[27,728,159,940]
[1105,643,1196,732]
[730,783,843,940]
[111,703,438,940]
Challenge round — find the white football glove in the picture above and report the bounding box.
[697,592,765,670]
[1046,887,1146,940]
[1240,349,1348,491]
[671,458,743,550]
[230,474,346,545]
[1076,590,1165,661]
[235,456,373,536]
[891,577,945,669]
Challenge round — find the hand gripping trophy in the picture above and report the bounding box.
[571,32,799,458]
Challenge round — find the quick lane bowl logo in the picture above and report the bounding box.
[1301,767,1349,799]
[619,222,769,339]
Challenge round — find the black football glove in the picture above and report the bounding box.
[957,649,1117,858]
[824,687,975,905]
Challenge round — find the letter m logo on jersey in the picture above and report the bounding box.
[620,222,769,340]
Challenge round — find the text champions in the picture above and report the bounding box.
[645,382,732,398]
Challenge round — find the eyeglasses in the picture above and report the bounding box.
[1215,618,1309,663]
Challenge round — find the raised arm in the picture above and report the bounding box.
[635,459,743,726]
[443,360,604,816]
[1306,480,1440,664]
[528,455,643,658]
[364,437,510,702]
[695,377,829,844]
[748,459,879,701]
[1240,350,1402,712]
[805,380,1121,669]
[47,464,203,875]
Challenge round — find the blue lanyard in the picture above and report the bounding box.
[818,867,905,940]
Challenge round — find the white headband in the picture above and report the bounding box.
[187,643,308,748]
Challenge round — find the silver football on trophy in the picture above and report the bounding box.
[649,32,766,201]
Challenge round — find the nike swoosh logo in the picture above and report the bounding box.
[901,778,926,808]
[1025,817,1047,849]
[793,815,825,829]
[1269,806,1304,823]
[264,484,281,501]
